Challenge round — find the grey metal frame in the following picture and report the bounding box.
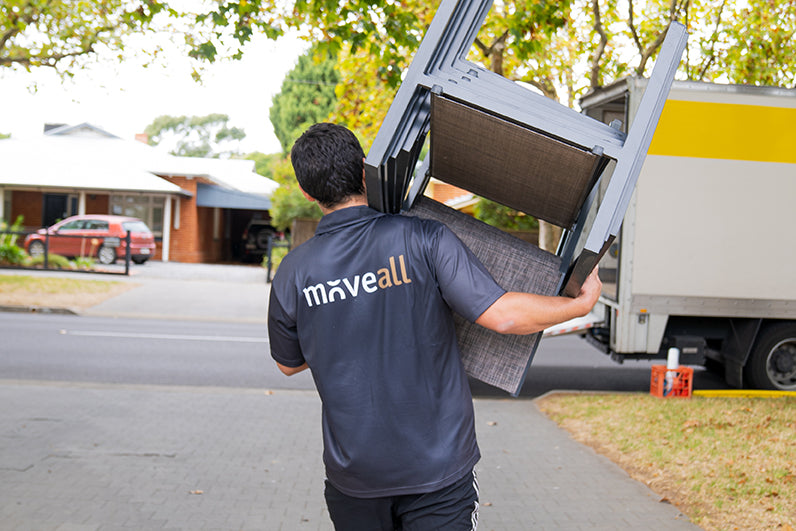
[365,0,687,297]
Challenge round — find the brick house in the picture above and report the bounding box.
[0,123,278,263]
[424,179,476,214]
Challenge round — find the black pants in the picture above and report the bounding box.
[324,470,479,531]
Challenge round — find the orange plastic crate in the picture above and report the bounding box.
[650,365,693,398]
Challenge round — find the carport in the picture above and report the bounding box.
[195,183,273,261]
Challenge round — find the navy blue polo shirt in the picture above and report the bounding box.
[268,206,505,498]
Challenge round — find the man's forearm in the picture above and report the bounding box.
[475,292,590,335]
[475,268,602,335]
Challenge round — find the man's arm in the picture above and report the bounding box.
[276,362,309,376]
[476,267,602,335]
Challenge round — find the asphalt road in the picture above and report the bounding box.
[0,312,730,397]
[0,312,315,391]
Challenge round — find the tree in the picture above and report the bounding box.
[685,0,796,87]
[0,0,173,73]
[0,0,288,80]
[265,46,338,233]
[244,151,322,237]
[246,151,282,180]
[269,46,339,155]
[144,114,245,158]
[202,0,436,89]
[0,0,425,80]
[266,156,321,231]
[7,0,793,91]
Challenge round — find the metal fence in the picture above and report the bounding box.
[264,234,290,283]
[0,229,134,276]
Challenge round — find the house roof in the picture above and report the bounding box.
[0,135,189,195]
[0,123,279,203]
[150,156,279,196]
[44,122,121,139]
[196,182,271,210]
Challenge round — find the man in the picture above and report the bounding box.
[268,123,602,530]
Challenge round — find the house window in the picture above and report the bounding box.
[109,195,166,236]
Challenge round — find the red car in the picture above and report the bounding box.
[25,215,156,265]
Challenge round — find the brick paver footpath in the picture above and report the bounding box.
[0,379,700,531]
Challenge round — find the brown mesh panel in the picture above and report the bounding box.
[429,95,602,228]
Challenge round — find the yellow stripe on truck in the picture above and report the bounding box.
[648,100,796,164]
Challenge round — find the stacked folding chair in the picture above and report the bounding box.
[365,0,688,395]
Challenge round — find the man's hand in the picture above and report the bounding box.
[574,266,602,315]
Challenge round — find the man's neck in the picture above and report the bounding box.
[320,195,369,216]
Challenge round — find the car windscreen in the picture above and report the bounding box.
[121,221,152,234]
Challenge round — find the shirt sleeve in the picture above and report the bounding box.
[267,279,306,368]
[427,222,506,323]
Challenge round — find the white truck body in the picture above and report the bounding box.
[566,79,796,390]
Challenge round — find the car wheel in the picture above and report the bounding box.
[97,245,117,265]
[132,257,148,265]
[28,240,45,259]
[746,322,796,391]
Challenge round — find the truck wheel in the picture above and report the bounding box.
[746,323,796,391]
[97,245,117,265]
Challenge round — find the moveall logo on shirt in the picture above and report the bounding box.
[302,255,412,307]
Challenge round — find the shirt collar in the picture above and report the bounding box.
[315,205,384,236]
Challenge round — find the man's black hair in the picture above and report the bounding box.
[290,123,366,209]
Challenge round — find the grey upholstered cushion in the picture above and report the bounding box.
[406,196,563,395]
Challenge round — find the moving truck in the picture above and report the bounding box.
[555,79,796,390]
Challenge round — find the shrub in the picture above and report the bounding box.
[28,254,73,270]
[262,246,289,274]
[0,244,27,265]
[0,215,27,265]
[72,256,96,271]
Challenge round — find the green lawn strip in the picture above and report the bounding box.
[537,393,795,531]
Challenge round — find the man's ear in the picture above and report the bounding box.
[298,185,316,203]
